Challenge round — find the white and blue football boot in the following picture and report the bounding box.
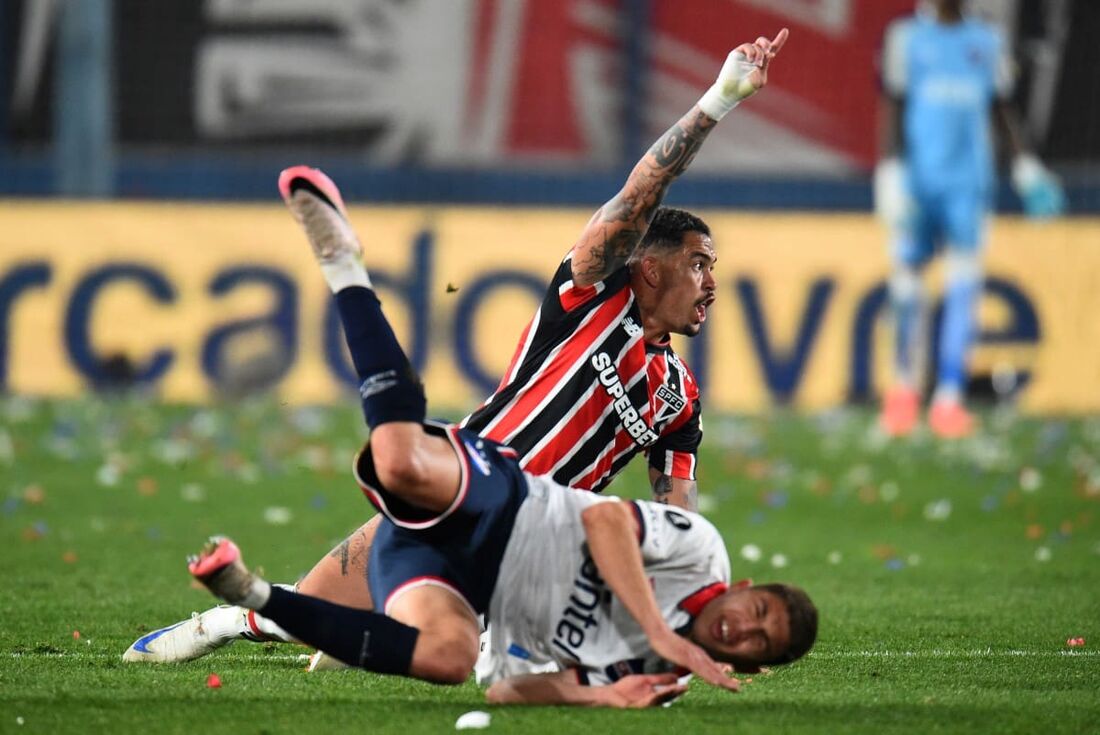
[122,606,241,663]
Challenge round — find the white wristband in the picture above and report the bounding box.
[697,84,741,121]
[696,50,759,121]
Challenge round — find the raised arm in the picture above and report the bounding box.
[580,501,739,692]
[569,29,789,287]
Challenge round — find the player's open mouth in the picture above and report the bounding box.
[715,618,730,644]
[695,296,715,323]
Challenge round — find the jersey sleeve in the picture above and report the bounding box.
[629,500,728,573]
[548,256,631,316]
[880,18,912,98]
[647,397,701,480]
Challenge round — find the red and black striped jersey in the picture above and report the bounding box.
[461,256,702,493]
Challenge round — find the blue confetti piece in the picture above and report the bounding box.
[146,526,162,541]
[980,496,999,512]
[2,497,19,516]
[765,490,789,509]
[310,494,328,510]
[885,558,905,571]
[32,520,49,535]
[749,510,767,525]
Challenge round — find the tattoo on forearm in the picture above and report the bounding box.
[573,108,717,282]
[650,110,714,176]
[652,474,674,504]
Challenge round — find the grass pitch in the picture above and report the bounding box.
[1,396,1097,734]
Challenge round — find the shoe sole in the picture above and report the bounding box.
[188,536,241,582]
[278,166,348,219]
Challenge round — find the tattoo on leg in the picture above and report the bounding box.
[328,539,352,576]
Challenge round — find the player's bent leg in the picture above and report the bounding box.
[367,423,462,513]
[280,166,370,293]
[386,584,481,684]
[296,516,381,608]
[189,536,427,678]
[121,590,299,663]
[122,606,241,663]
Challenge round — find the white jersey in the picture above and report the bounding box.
[477,473,730,686]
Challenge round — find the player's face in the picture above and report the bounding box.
[651,231,717,338]
[690,587,790,668]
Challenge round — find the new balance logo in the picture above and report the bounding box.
[621,316,642,338]
[359,370,398,398]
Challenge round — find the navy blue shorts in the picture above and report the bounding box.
[353,421,528,616]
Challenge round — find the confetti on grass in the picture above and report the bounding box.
[740,544,762,562]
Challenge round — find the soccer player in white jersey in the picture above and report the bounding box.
[875,0,1064,438]
[184,157,817,703]
[125,27,795,665]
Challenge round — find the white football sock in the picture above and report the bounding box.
[237,583,299,643]
[320,257,372,294]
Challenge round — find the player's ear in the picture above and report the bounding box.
[641,254,661,288]
[731,578,753,590]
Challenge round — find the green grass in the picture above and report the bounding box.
[1,396,1098,734]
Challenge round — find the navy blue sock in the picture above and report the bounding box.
[336,286,426,429]
[258,586,420,675]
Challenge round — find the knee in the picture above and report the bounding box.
[370,428,432,492]
[411,637,477,684]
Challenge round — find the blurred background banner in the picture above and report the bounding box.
[1,204,1097,412]
[0,0,1097,409]
[2,0,1097,205]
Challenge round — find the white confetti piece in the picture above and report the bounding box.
[1019,467,1042,493]
[740,544,762,563]
[879,481,900,503]
[770,553,788,569]
[152,438,195,465]
[923,499,952,522]
[180,484,206,503]
[906,554,922,567]
[826,550,843,565]
[263,506,293,525]
[95,464,120,487]
[1034,546,1052,563]
[455,711,491,730]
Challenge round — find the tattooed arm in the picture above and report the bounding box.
[569,109,717,287]
[649,467,698,512]
[569,29,789,287]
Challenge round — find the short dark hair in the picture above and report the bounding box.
[635,207,710,257]
[756,583,818,665]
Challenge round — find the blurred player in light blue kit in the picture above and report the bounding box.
[875,0,1064,438]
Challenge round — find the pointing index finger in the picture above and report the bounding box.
[770,28,789,54]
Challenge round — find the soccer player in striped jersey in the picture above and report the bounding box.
[182,121,815,701]
[125,28,791,665]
